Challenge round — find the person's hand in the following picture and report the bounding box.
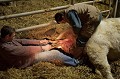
[49,40,58,44]
[40,39,49,45]
[49,20,57,25]
[41,44,52,51]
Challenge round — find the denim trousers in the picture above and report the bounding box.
[34,50,79,66]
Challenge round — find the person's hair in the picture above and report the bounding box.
[0,25,15,38]
[54,11,64,24]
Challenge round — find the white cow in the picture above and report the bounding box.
[85,18,120,79]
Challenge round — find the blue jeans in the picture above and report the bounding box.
[34,50,79,66]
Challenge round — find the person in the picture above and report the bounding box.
[0,25,79,70]
[54,3,102,46]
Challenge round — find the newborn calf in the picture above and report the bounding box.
[85,18,120,79]
[55,28,84,59]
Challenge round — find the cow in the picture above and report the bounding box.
[50,18,120,79]
[85,18,120,79]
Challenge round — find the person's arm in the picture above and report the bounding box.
[2,43,52,56]
[2,44,42,56]
[14,39,50,46]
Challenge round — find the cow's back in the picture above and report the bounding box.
[86,18,120,61]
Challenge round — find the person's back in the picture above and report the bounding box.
[65,3,100,25]
[65,3,101,38]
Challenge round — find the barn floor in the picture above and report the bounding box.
[0,0,120,79]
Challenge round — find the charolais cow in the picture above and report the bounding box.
[85,18,120,79]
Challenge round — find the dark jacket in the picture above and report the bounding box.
[0,38,43,68]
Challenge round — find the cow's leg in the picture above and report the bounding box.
[86,44,114,79]
[94,55,113,79]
